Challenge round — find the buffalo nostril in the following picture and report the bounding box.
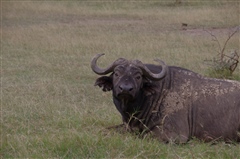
[119,86,123,91]
[119,84,133,92]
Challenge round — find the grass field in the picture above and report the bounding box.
[1,1,240,158]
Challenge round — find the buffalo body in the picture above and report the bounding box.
[91,54,240,143]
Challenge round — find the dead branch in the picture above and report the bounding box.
[204,28,239,75]
[204,28,239,61]
[220,29,239,60]
[204,29,222,55]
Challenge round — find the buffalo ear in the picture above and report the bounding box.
[94,75,113,92]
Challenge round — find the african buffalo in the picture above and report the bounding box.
[91,53,240,143]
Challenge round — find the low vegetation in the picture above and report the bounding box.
[204,29,239,80]
[2,1,240,158]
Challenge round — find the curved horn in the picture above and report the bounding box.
[91,53,127,75]
[135,59,167,80]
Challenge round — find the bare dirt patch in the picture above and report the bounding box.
[180,25,240,37]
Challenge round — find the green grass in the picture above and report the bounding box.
[1,1,240,158]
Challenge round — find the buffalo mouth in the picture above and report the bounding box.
[117,93,134,101]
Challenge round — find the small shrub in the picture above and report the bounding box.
[204,29,239,80]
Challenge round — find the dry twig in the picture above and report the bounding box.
[204,28,239,75]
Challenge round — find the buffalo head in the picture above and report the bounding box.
[91,54,167,101]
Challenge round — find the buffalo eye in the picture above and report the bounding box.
[114,72,119,77]
[135,75,142,80]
